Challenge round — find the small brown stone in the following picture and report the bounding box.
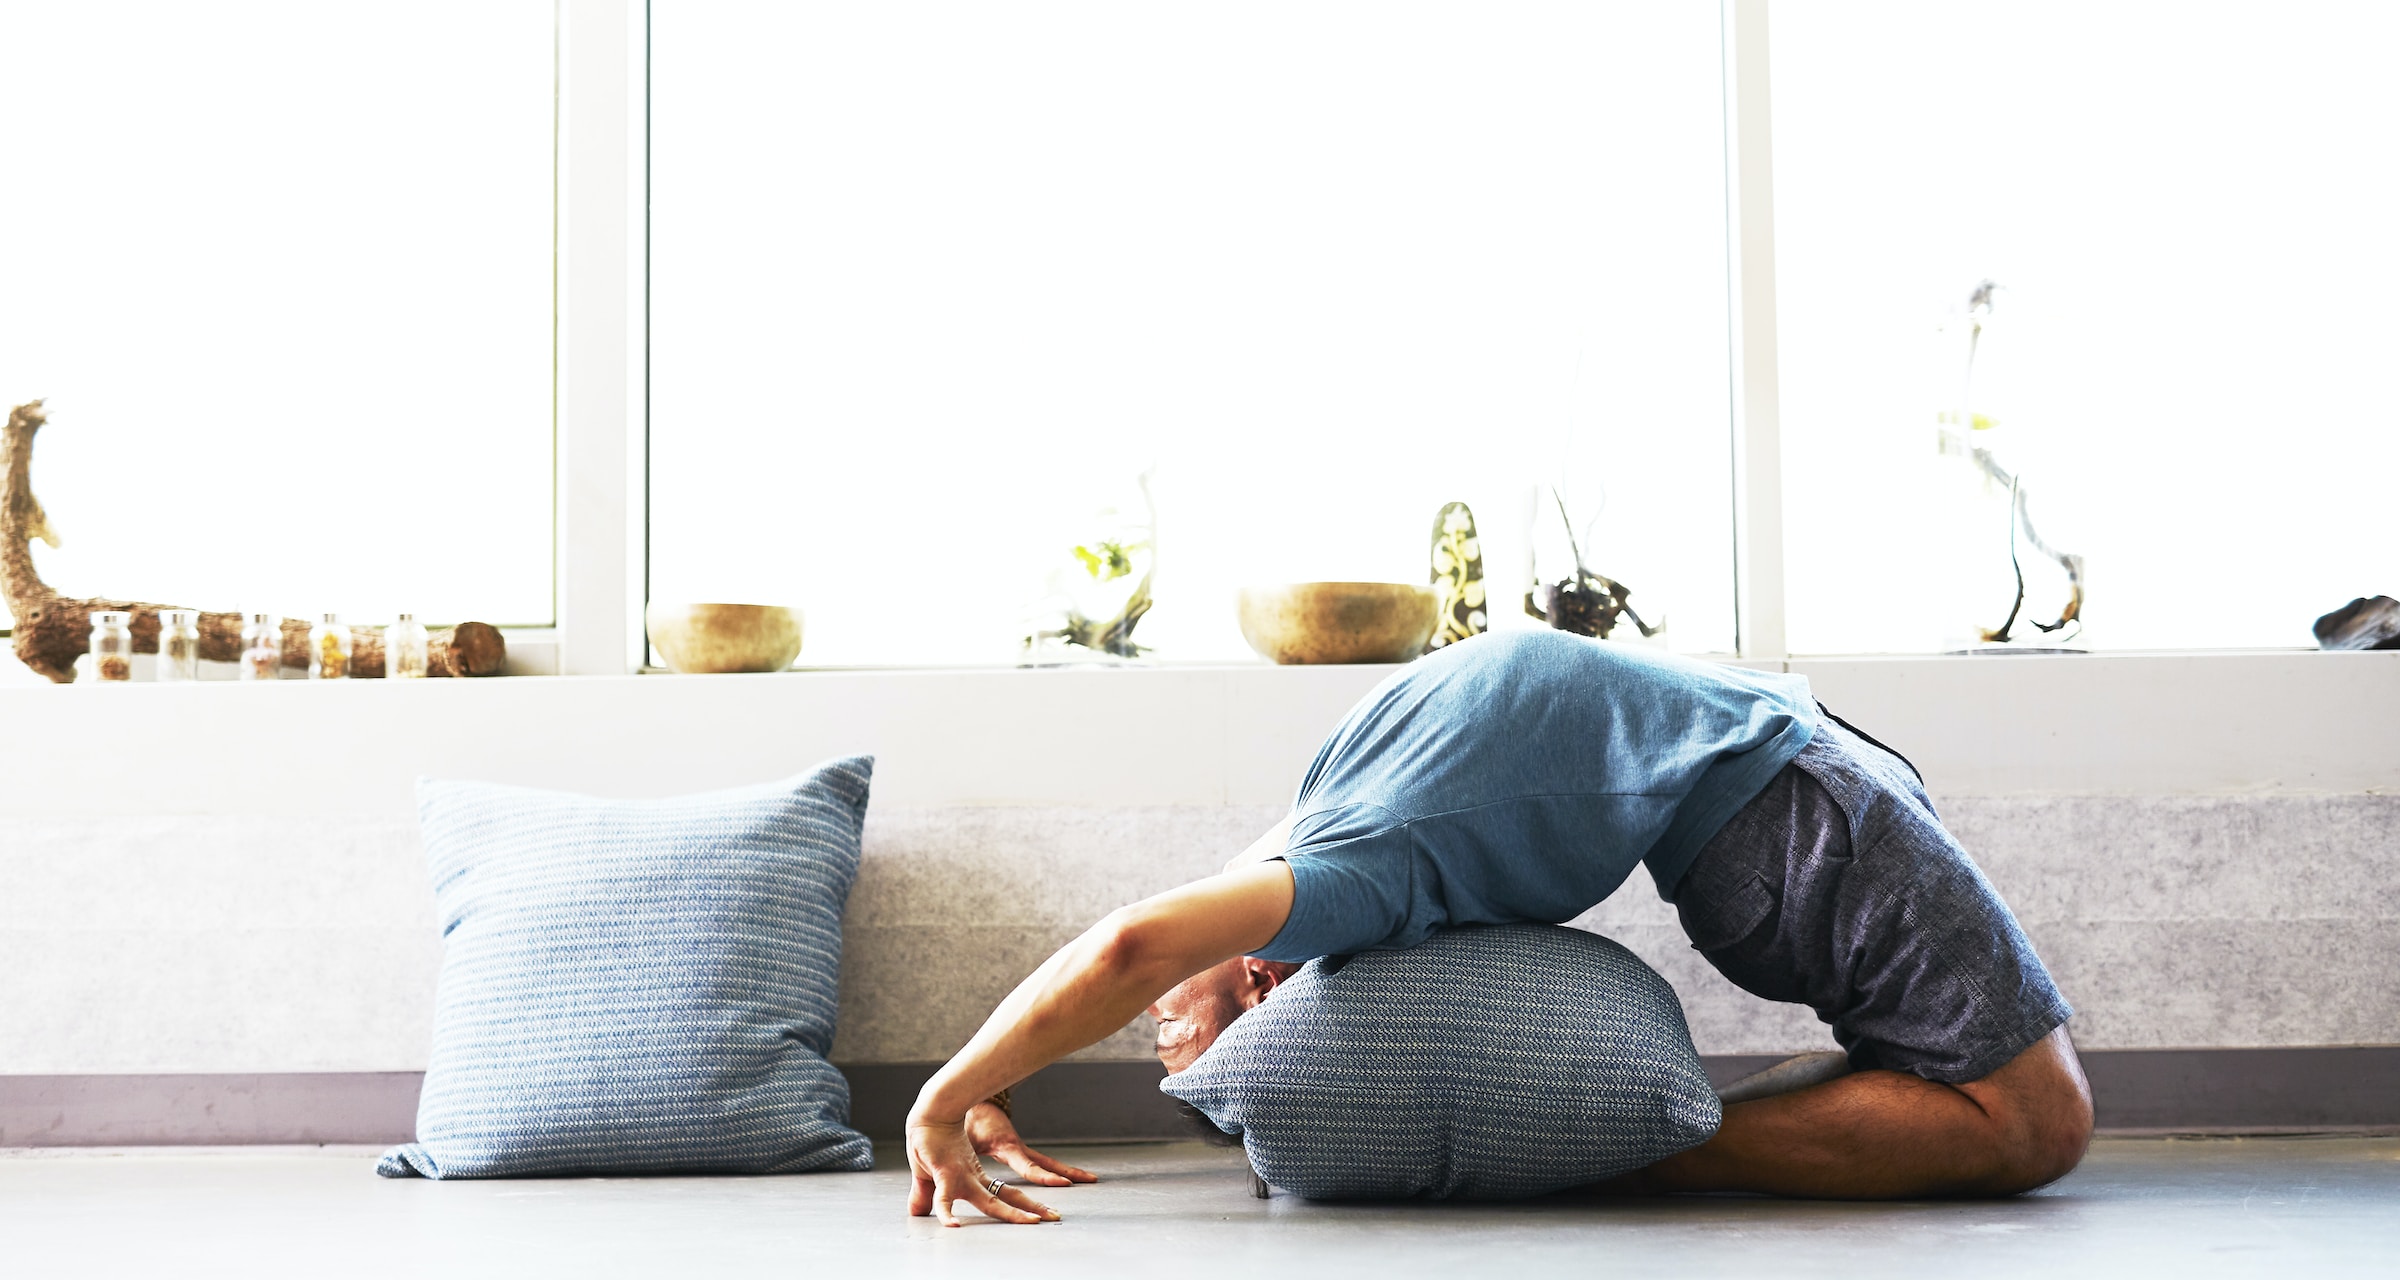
[2313,596,2400,651]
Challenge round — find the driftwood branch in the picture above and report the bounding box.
[4,399,506,683]
[1522,486,1662,641]
[1942,280,2085,644]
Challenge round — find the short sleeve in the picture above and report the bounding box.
[1250,828,1420,963]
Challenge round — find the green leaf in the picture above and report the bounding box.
[1074,541,1134,582]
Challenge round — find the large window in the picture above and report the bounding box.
[651,1,1737,666]
[1774,1,2400,653]
[0,3,555,641]
[23,6,2371,676]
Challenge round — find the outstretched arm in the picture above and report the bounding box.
[905,859,1297,1226]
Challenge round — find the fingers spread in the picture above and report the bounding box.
[991,1181,1061,1222]
[951,1181,1042,1226]
[992,1143,1073,1187]
[1029,1150,1099,1184]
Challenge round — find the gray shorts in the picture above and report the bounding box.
[1669,714,2073,1084]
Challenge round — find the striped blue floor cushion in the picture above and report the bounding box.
[377,757,877,1178]
[1163,924,1721,1200]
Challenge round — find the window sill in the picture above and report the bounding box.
[618,644,2365,676]
[2,645,2391,817]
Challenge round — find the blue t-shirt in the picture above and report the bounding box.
[1253,629,1816,963]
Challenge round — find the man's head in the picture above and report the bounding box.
[1148,956,1300,1073]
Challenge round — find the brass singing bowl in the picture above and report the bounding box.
[646,603,804,674]
[1237,583,1440,665]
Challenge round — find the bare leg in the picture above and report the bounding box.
[1620,1027,2093,1199]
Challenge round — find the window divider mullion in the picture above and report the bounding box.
[1723,0,1789,666]
[555,0,641,676]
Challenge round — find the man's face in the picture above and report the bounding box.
[1149,957,1294,1073]
[1149,962,1247,1074]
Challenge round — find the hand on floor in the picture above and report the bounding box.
[966,1099,1099,1189]
[906,1111,1064,1226]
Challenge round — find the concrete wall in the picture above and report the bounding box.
[2,651,2396,1083]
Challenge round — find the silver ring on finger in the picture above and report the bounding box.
[984,1177,1006,1196]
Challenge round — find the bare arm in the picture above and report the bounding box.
[905,859,1297,1225]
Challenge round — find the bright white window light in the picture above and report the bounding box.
[651,2,1735,665]
[0,3,554,640]
[1775,0,2400,653]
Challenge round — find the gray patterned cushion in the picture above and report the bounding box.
[1162,924,1720,1200]
[376,758,876,1178]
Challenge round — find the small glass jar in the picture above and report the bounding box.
[158,609,202,683]
[89,611,134,682]
[240,613,283,681]
[387,613,430,679]
[310,614,352,679]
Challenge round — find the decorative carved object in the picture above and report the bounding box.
[4,400,506,682]
[1426,501,1488,653]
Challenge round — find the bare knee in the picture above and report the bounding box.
[1987,1093,2092,1194]
[1963,1027,2094,1194]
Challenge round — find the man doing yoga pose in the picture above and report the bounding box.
[907,630,2092,1225]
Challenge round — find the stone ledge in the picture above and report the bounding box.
[10,1048,2397,1147]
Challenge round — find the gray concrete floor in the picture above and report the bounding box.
[4,1137,2395,1279]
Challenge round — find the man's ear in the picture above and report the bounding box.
[1234,957,1299,1008]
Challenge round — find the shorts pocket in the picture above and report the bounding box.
[1679,871,1778,953]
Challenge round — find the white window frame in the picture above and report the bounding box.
[551,0,646,676]
[550,0,2386,680]
[1723,0,1786,663]
[0,5,575,660]
[2,2,2388,795]
[562,0,1786,676]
